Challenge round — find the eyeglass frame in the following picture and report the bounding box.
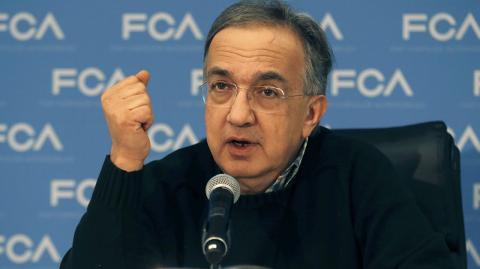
[199,80,309,113]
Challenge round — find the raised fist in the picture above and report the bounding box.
[101,70,153,171]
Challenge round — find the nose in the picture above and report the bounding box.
[226,89,255,127]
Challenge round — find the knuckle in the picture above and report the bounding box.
[126,75,138,82]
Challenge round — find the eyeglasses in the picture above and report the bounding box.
[200,80,305,113]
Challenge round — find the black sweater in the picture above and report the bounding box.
[61,127,454,269]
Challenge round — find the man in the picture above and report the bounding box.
[61,1,454,268]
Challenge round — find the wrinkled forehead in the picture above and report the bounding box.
[204,22,305,60]
[204,25,306,87]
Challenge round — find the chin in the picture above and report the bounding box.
[221,164,252,178]
[211,147,272,180]
[221,162,270,180]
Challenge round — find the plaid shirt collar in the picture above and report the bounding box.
[264,138,308,193]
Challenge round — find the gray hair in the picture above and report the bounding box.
[203,0,333,96]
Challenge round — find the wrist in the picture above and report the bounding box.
[110,151,145,172]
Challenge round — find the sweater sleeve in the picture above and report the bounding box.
[351,146,455,269]
[60,156,145,269]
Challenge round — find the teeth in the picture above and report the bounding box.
[232,141,248,146]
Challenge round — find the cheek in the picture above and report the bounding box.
[205,107,227,144]
[259,116,295,151]
[264,111,306,149]
[205,108,217,136]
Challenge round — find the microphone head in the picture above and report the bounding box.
[205,174,241,203]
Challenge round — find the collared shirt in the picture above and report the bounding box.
[264,138,308,193]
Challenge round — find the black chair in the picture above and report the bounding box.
[332,121,466,269]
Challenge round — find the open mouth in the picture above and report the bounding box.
[229,139,252,147]
[226,137,257,156]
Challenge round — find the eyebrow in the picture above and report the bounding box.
[255,71,287,84]
[206,67,231,79]
[206,67,288,84]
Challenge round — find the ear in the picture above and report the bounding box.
[302,95,328,138]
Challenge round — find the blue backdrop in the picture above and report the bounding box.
[0,0,479,267]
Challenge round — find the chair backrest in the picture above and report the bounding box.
[332,121,466,269]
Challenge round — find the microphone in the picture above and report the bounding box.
[202,174,241,266]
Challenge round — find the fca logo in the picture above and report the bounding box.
[0,234,60,264]
[148,123,199,153]
[122,12,203,41]
[0,123,63,152]
[403,13,480,41]
[52,68,126,96]
[50,179,96,207]
[0,12,64,41]
[330,69,413,97]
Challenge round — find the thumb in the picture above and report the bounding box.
[136,70,150,86]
